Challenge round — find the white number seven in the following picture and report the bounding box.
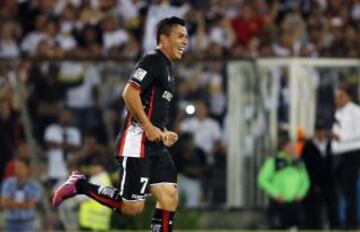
[140,177,149,194]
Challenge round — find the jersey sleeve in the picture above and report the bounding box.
[128,55,160,92]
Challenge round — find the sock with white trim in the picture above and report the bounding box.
[151,208,174,232]
[76,180,123,212]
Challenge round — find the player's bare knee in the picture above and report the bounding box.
[121,201,144,215]
[160,189,179,208]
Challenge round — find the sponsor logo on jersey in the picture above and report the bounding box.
[131,194,145,200]
[98,186,116,198]
[132,68,147,81]
[162,91,173,102]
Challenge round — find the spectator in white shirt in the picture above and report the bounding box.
[0,21,20,58]
[332,84,360,229]
[20,14,48,55]
[180,101,222,164]
[101,14,129,55]
[44,108,81,188]
[65,65,100,132]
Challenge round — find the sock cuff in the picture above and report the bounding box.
[154,209,174,219]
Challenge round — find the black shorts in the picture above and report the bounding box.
[118,148,177,201]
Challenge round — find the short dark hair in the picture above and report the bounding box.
[15,156,31,167]
[337,83,353,99]
[278,130,291,149]
[156,17,185,44]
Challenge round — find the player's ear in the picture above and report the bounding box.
[160,34,169,46]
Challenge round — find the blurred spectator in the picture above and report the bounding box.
[172,133,208,208]
[302,122,339,229]
[4,143,32,179]
[77,24,102,57]
[180,101,222,165]
[231,3,264,48]
[20,14,48,56]
[207,14,235,54]
[0,92,24,183]
[65,65,100,132]
[77,156,112,231]
[0,156,42,232]
[44,108,81,187]
[332,84,360,229]
[0,21,20,58]
[79,0,104,25]
[101,14,129,55]
[28,63,83,141]
[71,133,111,174]
[142,0,189,52]
[199,63,226,121]
[258,133,310,229]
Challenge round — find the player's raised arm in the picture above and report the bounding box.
[122,83,163,142]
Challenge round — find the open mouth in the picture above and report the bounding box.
[177,47,185,55]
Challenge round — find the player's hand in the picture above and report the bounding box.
[144,124,163,142]
[162,131,178,147]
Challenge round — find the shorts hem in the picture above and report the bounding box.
[149,182,177,186]
[121,198,146,202]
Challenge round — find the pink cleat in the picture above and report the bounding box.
[52,171,86,207]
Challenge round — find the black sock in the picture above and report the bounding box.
[151,209,174,232]
[76,180,122,211]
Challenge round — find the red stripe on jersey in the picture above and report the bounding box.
[89,192,122,210]
[118,115,132,157]
[162,210,170,232]
[140,87,156,158]
[129,81,142,92]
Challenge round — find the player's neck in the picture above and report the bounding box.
[157,46,173,63]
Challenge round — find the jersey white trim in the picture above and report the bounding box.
[121,123,144,158]
[120,157,128,196]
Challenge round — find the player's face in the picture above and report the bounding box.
[167,25,188,61]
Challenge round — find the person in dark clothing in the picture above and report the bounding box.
[172,133,208,207]
[0,100,24,183]
[302,122,339,229]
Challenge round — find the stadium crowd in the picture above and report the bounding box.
[0,0,360,230]
[0,0,359,59]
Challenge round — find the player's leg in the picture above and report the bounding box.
[150,184,178,232]
[52,157,147,215]
[149,151,178,232]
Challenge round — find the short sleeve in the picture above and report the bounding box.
[128,55,159,92]
[1,179,13,198]
[44,125,61,143]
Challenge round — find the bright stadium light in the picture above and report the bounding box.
[185,104,195,115]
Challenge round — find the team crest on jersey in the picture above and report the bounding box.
[162,91,173,102]
[132,68,147,81]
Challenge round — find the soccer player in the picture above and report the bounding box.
[52,17,188,232]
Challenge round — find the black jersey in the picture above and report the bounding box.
[117,49,174,158]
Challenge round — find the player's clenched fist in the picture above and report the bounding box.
[144,124,163,142]
[162,131,178,147]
